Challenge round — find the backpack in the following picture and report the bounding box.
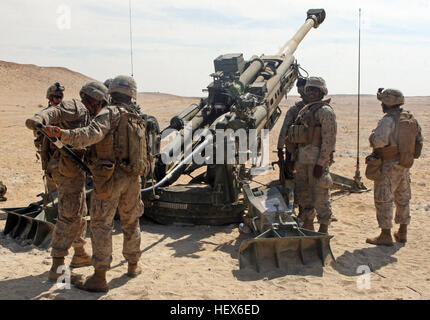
[391,110,422,168]
[115,106,151,177]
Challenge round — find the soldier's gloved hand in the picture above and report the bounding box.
[43,125,62,138]
[287,161,296,173]
[313,164,323,179]
[277,148,284,163]
[25,119,42,131]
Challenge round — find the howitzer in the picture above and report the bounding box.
[142,9,327,225]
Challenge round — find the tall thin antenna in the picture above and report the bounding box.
[354,8,362,183]
[129,0,134,77]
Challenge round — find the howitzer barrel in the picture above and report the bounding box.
[278,9,326,57]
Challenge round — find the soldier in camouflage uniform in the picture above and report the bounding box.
[25,82,108,281]
[366,89,423,246]
[287,77,336,233]
[33,83,66,195]
[277,77,308,218]
[44,76,148,292]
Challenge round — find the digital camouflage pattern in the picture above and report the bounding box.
[305,77,328,96]
[295,99,336,223]
[25,99,91,258]
[60,104,145,270]
[90,173,143,270]
[377,88,404,106]
[295,163,332,224]
[369,105,423,229]
[373,162,411,229]
[277,100,306,149]
[296,102,337,167]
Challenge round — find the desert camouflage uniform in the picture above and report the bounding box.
[60,104,144,270]
[277,101,306,150]
[33,106,59,194]
[369,107,423,229]
[295,100,336,224]
[26,99,91,257]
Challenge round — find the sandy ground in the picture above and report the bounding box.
[0,61,429,300]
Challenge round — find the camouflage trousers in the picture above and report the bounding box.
[295,162,333,224]
[50,170,87,258]
[374,161,411,229]
[90,171,143,270]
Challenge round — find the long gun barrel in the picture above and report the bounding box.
[278,9,326,57]
[151,9,326,190]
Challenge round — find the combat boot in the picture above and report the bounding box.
[366,229,394,246]
[75,269,109,293]
[48,257,66,282]
[127,263,142,278]
[394,224,407,243]
[70,246,92,268]
[302,218,315,231]
[318,223,329,234]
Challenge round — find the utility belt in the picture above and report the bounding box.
[374,146,399,161]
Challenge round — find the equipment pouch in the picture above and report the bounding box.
[58,154,80,178]
[398,153,414,169]
[365,154,382,181]
[91,160,115,200]
[287,124,308,144]
[414,140,423,159]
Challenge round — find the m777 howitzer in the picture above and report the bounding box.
[141,9,328,225]
[139,9,339,271]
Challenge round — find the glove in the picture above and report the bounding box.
[287,161,295,172]
[25,119,42,131]
[43,125,62,138]
[277,148,284,163]
[313,164,323,179]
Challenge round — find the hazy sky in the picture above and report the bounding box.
[1,0,429,97]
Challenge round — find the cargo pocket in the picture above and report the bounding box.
[91,160,115,200]
[316,168,333,189]
[58,154,80,178]
[365,155,382,181]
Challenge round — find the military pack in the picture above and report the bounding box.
[115,106,151,177]
[375,109,422,168]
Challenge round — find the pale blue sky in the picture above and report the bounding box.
[1,0,429,96]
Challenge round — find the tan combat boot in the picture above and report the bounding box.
[48,257,66,282]
[366,229,394,246]
[302,218,315,231]
[127,263,142,278]
[75,269,109,293]
[394,224,407,243]
[318,223,329,234]
[70,246,92,268]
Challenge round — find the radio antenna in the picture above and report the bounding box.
[354,8,363,185]
[129,0,134,77]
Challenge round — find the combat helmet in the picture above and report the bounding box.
[304,77,328,96]
[108,75,137,100]
[104,78,113,89]
[377,88,404,106]
[79,81,109,104]
[46,82,65,99]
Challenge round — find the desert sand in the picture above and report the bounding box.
[0,60,429,300]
